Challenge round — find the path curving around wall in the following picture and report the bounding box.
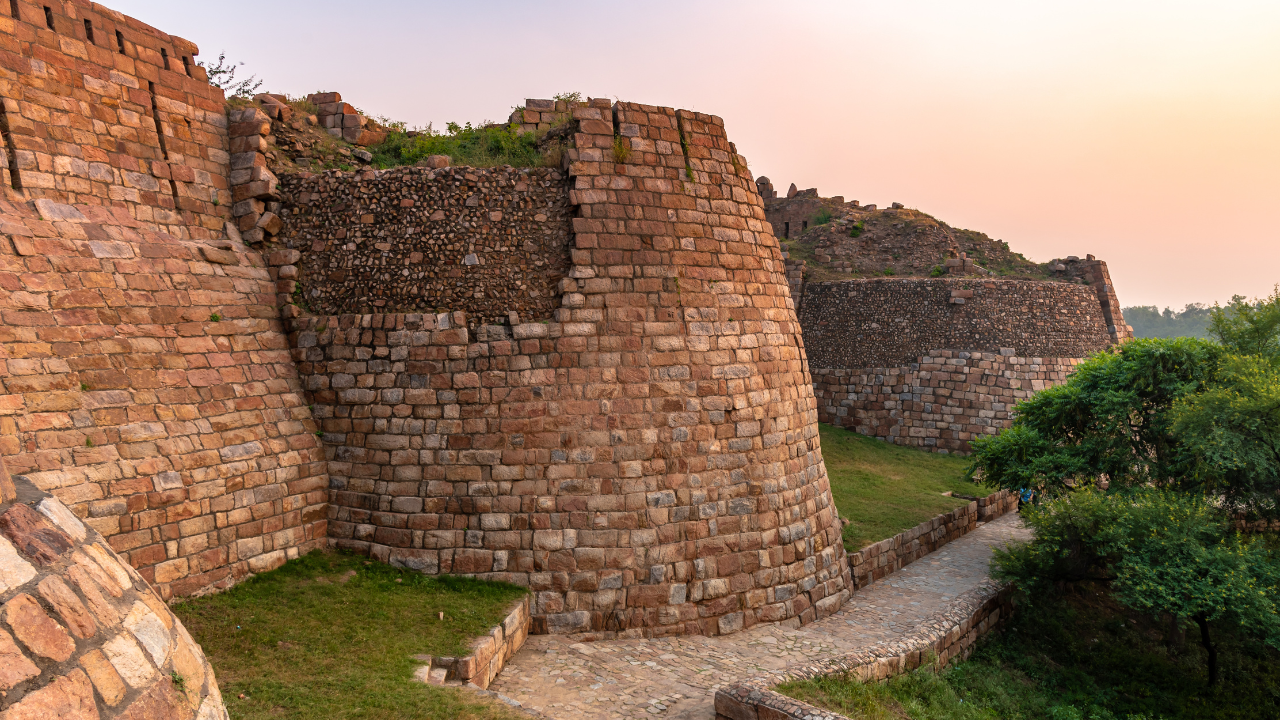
[487,511,1030,719]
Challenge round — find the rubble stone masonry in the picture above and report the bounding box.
[799,278,1112,370]
[277,165,573,325]
[282,99,852,638]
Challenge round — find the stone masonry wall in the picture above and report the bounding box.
[0,198,328,598]
[799,278,1112,370]
[0,466,230,719]
[0,0,230,238]
[282,98,851,638]
[815,350,1084,453]
[275,165,573,325]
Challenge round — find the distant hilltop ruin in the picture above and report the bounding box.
[756,179,1132,454]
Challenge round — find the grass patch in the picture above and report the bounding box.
[820,424,987,550]
[371,122,561,169]
[174,550,528,720]
[779,585,1280,719]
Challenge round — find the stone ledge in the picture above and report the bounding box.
[413,594,531,690]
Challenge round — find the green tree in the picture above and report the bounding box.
[967,338,1224,497]
[1171,354,1280,517]
[1208,286,1280,364]
[994,489,1280,686]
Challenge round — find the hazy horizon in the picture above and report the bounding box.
[110,0,1280,310]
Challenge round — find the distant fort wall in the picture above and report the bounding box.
[797,276,1124,454]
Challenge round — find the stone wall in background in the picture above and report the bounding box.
[799,278,1112,370]
[280,98,852,638]
[815,350,1084,453]
[0,0,230,238]
[276,166,573,326]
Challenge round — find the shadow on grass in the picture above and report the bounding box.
[174,550,528,720]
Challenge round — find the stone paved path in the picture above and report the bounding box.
[490,513,1031,719]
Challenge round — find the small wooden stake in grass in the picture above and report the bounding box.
[439,612,444,621]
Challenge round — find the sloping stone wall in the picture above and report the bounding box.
[0,0,230,238]
[282,98,851,638]
[815,350,1083,454]
[0,464,229,719]
[0,198,328,598]
[276,165,573,325]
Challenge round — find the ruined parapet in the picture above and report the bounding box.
[280,98,851,638]
[306,92,388,147]
[508,98,577,134]
[0,459,229,719]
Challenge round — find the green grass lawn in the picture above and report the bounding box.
[819,424,991,550]
[174,551,529,720]
[779,584,1280,720]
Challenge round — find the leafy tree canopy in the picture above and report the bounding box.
[994,489,1280,685]
[969,287,1280,518]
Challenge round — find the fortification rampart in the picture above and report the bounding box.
[270,100,852,638]
[815,350,1084,453]
[799,278,1112,369]
[276,166,573,324]
[0,0,230,238]
[0,198,329,598]
[798,278,1111,452]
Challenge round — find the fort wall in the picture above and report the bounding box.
[798,278,1108,453]
[799,278,1112,369]
[277,166,573,325]
[272,100,852,638]
[0,0,230,238]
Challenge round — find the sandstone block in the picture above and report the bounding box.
[3,592,76,661]
[1,668,98,720]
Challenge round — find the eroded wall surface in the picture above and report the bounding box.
[279,100,851,637]
[799,278,1112,369]
[278,166,573,325]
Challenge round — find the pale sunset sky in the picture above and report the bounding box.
[114,0,1280,310]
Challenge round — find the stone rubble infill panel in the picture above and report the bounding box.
[0,470,229,719]
[414,594,532,690]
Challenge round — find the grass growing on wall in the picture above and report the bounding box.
[174,551,528,720]
[819,424,989,550]
[779,586,1280,719]
[371,122,552,169]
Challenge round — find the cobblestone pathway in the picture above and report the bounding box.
[489,513,1031,719]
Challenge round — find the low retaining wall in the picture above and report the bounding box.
[714,587,1015,720]
[848,490,1018,589]
[815,350,1084,454]
[713,488,1020,720]
[415,594,531,690]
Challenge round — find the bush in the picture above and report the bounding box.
[994,489,1280,685]
[371,122,552,169]
[849,220,865,238]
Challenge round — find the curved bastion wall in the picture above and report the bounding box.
[798,278,1121,453]
[0,457,229,719]
[272,100,851,637]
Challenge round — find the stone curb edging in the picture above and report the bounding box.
[848,488,1018,589]
[414,594,531,690]
[714,583,1016,720]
